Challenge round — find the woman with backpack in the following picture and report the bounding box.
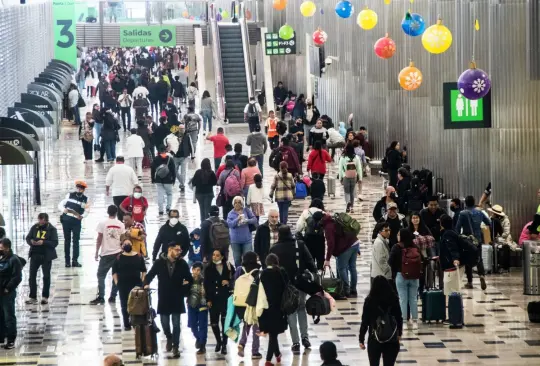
[270,161,296,224]
[338,144,362,213]
[307,141,332,179]
[191,158,218,224]
[296,199,326,270]
[217,159,242,219]
[359,275,402,366]
[204,249,234,355]
[388,229,423,331]
[226,196,258,267]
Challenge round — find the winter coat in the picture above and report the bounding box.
[254,220,280,265]
[322,214,359,261]
[25,223,59,262]
[258,267,288,334]
[152,220,190,260]
[327,128,345,146]
[269,238,316,281]
[0,250,23,293]
[226,208,258,243]
[386,149,402,170]
[439,229,461,271]
[269,146,302,175]
[144,253,192,314]
[136,125,152,149]
[371,234,391,279]
[125,134,145,158]
[203,260,233,308]
[175,133,193,159]
[188,228,202,263]
[191,168,217,196]
[373,213,408,248]
[101,112,120,141]
[164,133,179,155]
[270,171,295,202]
[150,153,176,185]
[389,242,422,277]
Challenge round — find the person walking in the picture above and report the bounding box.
[217,159,242,220]
[206,128,230,171]
[226,196,258,267]
[338,144,362,213]
[144,243,193,358]
[265,110,280,150]
[254,209,280,265]
[184,107,201,158]
[200,90,217,134]
[187,262,208,354]
[191,158,217,223]
[112,238,146,330]
[307,141,332,179]
[246,174,265,222]
[296,199,326,270]
[121,213,147,257]
[241,158,262,197]
[246,124,268,177]
[359,275,402,366]
[173,125,192,192]
[200,205,230,263]
[125,129,145,178]
[80,112,95,162]
[119,185,148,226]
[25,213,58,305]
[118,88,133,131]
[68,84,82,125]
[187,82,199,111]
[151,146,176,215]
[244,97,263,132]
[105,156,139,222]
[58,180,90,267]
[152,210,190,261]
[0,238,23,350]
[101,108,121,162]
[269,161,296,224]
[89,205,123,305]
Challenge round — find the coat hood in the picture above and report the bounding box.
[190,228,201,239]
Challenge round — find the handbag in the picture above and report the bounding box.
[77,93,86,108]
[82,130,94,142]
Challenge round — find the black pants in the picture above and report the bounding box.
[0,291,17,343]
[210,305,227,345]
[150,101,159,118]
[82,139,93,160]
[268,136,279,149]
[159,99,167,112]
[266,332,280,361]
[222,197,233,220]
[388,169,398,188]
[367,337,400,366]
[118,282,139,327]
[305,235,325,270]
[29,257,52,299]
[113,195,128,222]
[62,216,82,263]
[465,244,485,283]
[248,121,260,133]
[121,107,131,130]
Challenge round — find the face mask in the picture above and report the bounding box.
[450,206,457,212]
[123,244,132,253]
[133,192,142,199]
[169,218,179,226]
[213,260,221,265]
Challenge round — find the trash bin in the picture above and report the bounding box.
[523,240,540,295]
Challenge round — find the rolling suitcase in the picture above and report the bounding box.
[327,169,336,198]
[448,292,464,328]
[135,323,158,358]
[421,261,445,323]
[527,301,540,323]
[481,244,494,273]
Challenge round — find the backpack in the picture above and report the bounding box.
[270,149,283,171]
[333,212,361,236]
[373,306,398,343]
[344,157,357,179]
[295,181,308,199]
[399,244,422,280]
[306,292,331,324]
[233,268,259,307]
[231,154,243,170]
[185,114,199,131]
[247,103,258,121]
[281,281,300,315]
[128,287,150,316]
[305,212,324,236]
[457,235,479,267]
[276,121,287,135]
[224,172,242,198]
[286,100,296,112]
[208,217,230,251]
[155,156,171,179]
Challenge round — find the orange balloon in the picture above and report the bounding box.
[273,0,287,11]
[398,61,423,91]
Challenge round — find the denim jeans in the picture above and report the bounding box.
[201,110,212,131]
[189,130,198,156]
[336,244,359,295]
[72,106,81,125]
[29,257,52,299]
[239,323,260,352]
[287,291,308,344]
[196,193,214,223]
[0,291,17,341]
[343,177,357,205]
[62,216,81,263]
[103,140,116,161]
[173,157,186,187]
[156,183,173,212]
[188,307,208,346]
[78,80,85,93]
[396,272,419,320]
[232,241,253,268]
[121,106,131,130]
[97,254,119,299]
[252,154,264,177]
[160,313,181,347]
[94,123,102,147]
[277,200,291,224]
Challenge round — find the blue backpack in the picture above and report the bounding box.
[296,181,308,199]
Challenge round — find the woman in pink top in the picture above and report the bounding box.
[241,158,261,196]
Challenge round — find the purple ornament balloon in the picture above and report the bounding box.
[216,12,223,21]
[457,62,491,100]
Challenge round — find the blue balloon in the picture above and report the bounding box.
[335,0,354,19]
[401,12,426,37]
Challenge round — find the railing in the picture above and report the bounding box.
[239,1,254,99]
[209,3,226,120]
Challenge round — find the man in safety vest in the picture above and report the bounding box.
[265,110,279,149]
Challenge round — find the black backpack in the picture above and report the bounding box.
[306,293,331,324]
[270,149,282,172]
[457,235,479,267]
[305,212,324,236]
[373,306,398,343]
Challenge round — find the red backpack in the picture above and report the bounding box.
[399,244,422,280]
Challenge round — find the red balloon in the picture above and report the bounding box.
[313,28,328,47]
[374,34,396,59]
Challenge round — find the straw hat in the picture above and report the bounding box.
[487,205,505,217]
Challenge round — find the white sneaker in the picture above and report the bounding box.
[403,321,410,330]
[412,320,419,331]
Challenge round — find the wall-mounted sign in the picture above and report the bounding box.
[120,26,177,47]
[53,1,77,68]
[0,118,43,141]
[0,142,34,165]
[443,82,492,129]
[264,32,296,56]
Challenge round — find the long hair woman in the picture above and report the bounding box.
[338,144,362,213]
[385,141,403,188]
[191,158,217,223]
[200,90,217,133]
[307,140,332,179]
[408,212,435,295]
[246,174,265,222]
[359,275,402,366]
[270,161,295,224]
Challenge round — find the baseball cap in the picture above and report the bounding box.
[387,202,398,210]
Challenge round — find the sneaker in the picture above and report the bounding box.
[95,158,104,163]
[291,343,300,353]
[172,346,180,358]
[4,342,14,350]
[40,298,48,305]
[65,262,71,268]
[25,298,38,305]
[89,297,105,305]
[349,290,358,298]
[252,352,262,359]
[221,344,227,355]
[463,283,474,289]
[180,186,185,192]
[195,340,201,349]
[238,344,245,357]
[301,337,311,349]
[108,296,116,303]
[72,261,82,268]
[197,346,206,354]
[158,211,164,216]
[403,321,410,330]
[276,353,282,363]
[124,325,132,331]
[412,320,419,331]
[480,276,487,290]
[166,338,173,352]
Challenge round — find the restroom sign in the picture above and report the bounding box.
[264,33,296,56]
[443,82,492,129]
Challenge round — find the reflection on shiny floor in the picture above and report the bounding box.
[4,114,540,365]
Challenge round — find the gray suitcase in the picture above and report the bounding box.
[327,176,336,198]
[482,244,493,273]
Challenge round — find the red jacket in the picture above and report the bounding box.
[322,214,359,261]
[307,149,332,175]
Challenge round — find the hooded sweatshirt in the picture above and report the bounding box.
[152,219,190,260]
[338,122,347,138]
[188,228,202,263]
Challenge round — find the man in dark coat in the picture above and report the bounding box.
[373,203,408,248]
[25,213,58,305]
[152,210,189,261]
[144,242,192,358]
[200,206,229,263]
[420,196,447,242]
[254,209,280,266]
[0,238,23,349]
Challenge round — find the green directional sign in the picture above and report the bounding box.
[443,82,492,129]
[120,26,177,47]
[53,0,77,69]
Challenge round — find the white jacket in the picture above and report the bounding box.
[246,185,264,205]
[105,164,139,197]
[371,234,392,279]
[164,133,180,154]
[125,134,145,158]
[327,128,345,145]
[295,207,324,233]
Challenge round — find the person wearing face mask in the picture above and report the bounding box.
[152,210,189,262]
[450,198,463,229]
[151,146,176,215]
[119,186,148,225]
[58,180,90,268]
[25,213,58,306]
[0,238,23,350]
[112,239,147,330]
[373,186,397,222]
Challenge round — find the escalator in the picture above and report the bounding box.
[218,24,249,123]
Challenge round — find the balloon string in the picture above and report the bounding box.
[472,1,477,61]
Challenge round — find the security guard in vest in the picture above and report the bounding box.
[58,180,89,267]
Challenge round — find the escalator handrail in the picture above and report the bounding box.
[209,3,226,120]
[239,1,254,100]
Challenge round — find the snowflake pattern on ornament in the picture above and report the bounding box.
[405,71,422,88]
[472,78,486,94]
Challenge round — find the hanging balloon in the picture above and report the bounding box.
[422,18,452,54]
[312,28,328,47]
[357,7,378,30]
[398,61,423,91]
[246,10,252,20]
[384,0,391,4]
[457,61,491,100]
[273,0,287,11]
[374,33,396,59]
[182,10,189,18]
[216,12,222,21]
[300,1,317,17]
[222,10,230,19]
[279,24,295,41]
[401,12,426,37]
[335,1,354,19]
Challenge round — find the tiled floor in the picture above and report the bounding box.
[2,101,540,365]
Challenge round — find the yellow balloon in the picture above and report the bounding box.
[357,7,378,30]
[300,1,316,17]
[422,19,453,54]
[222,10,230,19]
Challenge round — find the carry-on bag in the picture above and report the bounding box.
[327,177,336,197]
[527,301,540,323]
[321,268,346,300]
[306,292,332,324]
[482,244,494,273]
[448,292,464,328]
[135,323,158,358]
[421,262,445,323]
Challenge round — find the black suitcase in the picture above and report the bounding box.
[528,301,540,323]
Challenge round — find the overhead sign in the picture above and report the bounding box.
[53,1,77,68]
[265,32,296,56]
[443,82,492,129]
[0,142,34,165]
[8,107,51,128]
[120,26,177,47]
